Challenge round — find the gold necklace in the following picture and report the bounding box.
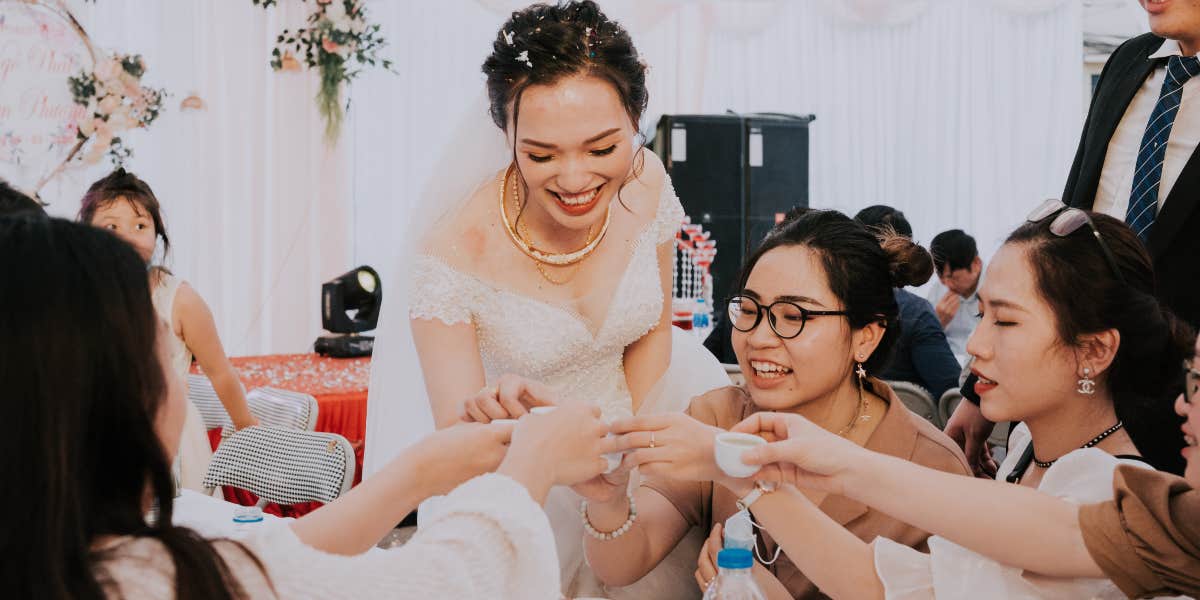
[498,165,611,267]
[835,374,871,437]
[512,175,592,285]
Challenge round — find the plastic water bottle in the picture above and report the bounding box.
[693,298,709,329]
[723,510,755,551]
[702,548,767,600]
[231,505,265,539]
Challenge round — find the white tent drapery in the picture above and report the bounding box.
[34,0,1083,354]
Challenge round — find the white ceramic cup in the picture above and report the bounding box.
[602,433,624,474]
[714,432,767,478]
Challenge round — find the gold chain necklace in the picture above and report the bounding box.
[513,173,591,284]
[835,372,871,437]
[498,165,611,267]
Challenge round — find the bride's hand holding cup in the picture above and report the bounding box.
[730,412,869,495]
[460,373,558,423]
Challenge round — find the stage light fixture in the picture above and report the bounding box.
[314,266,381,358]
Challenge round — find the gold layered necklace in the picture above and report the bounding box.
[835,370,872,437]
[499,164,611,284]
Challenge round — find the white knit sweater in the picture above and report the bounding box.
[97,474,563,599]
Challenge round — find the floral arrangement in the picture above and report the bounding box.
[253,0,392,142]
[68,54,166,166]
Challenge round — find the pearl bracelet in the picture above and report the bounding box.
[580,492,637,541]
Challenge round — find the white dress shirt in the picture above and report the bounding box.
[1093,39,1200,219]
[925,279,981,367]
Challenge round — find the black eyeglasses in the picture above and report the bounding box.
[727,295,848,339]
[1026,199,1127,285]
[1185,358,1199,406]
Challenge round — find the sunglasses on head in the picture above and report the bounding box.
[1026,199,1126,286]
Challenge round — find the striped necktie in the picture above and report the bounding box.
[1126,54,1200,243]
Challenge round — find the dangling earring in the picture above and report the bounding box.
[855,356,867,384]
[1077,367,1096,395]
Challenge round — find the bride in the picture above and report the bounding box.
[366,1,729,596]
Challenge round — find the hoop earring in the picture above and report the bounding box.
[1077,367,1096,396]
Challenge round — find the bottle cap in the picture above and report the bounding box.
[717,547,754,569]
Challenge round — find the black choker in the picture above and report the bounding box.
[1006,421,1124,483]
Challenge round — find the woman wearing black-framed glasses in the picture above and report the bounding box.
[583,210,973,599]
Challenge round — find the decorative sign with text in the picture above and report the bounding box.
[0,1,95,194]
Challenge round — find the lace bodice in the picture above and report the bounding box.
[409,181,685,420]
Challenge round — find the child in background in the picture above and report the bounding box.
[80,169,257,490]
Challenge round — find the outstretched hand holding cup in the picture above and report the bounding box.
[729,412,870,496]
[499,402,619,504]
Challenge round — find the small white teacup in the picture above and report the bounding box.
[714,432,767,478]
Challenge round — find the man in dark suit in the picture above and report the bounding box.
[1063,4,1200,328]
[946,4,1200,475]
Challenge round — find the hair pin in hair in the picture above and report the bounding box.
[516,50,533,68]
[503,30,514,45]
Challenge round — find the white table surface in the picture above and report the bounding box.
[172,489,287,538]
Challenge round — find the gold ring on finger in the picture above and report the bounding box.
[649,432,656,449]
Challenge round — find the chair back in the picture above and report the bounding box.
[939,388,1011,449]
[886,380,938,425]
[187,373,229,430]
[937,388,963,429]
[202,426,354,505]
[243,386,319,431]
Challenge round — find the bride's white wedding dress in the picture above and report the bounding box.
[375,174,728,597]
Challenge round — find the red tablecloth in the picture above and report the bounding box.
[194,353,370,517]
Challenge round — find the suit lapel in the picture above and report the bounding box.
[1149,148,1200,258]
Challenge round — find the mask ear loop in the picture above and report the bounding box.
[746,513,783,565]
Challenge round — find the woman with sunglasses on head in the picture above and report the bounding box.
[580,210,972,598]
[728,335,1200,599]
[724,205,1192,599]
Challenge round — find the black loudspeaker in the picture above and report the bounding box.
[652,113,815,306]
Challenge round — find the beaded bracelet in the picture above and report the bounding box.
[580,492,637,541]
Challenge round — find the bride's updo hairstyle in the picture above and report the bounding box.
[482,1,648,133]
[735,209,932,377]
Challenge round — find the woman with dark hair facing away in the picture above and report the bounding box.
[0,179,45,217]
[0,216,620,599]
[80,169,257,492]
[587,210,971,598]
[727,203,1192,598]
[366,2,728,594]
[854,205,960,400]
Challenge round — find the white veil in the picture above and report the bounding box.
[363,94,509,478]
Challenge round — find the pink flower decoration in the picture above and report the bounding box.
[321,38,341,54]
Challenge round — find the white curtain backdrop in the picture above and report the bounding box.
[24,0,1083,354]
[36,0,352,356]
[353,0,1084,287]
